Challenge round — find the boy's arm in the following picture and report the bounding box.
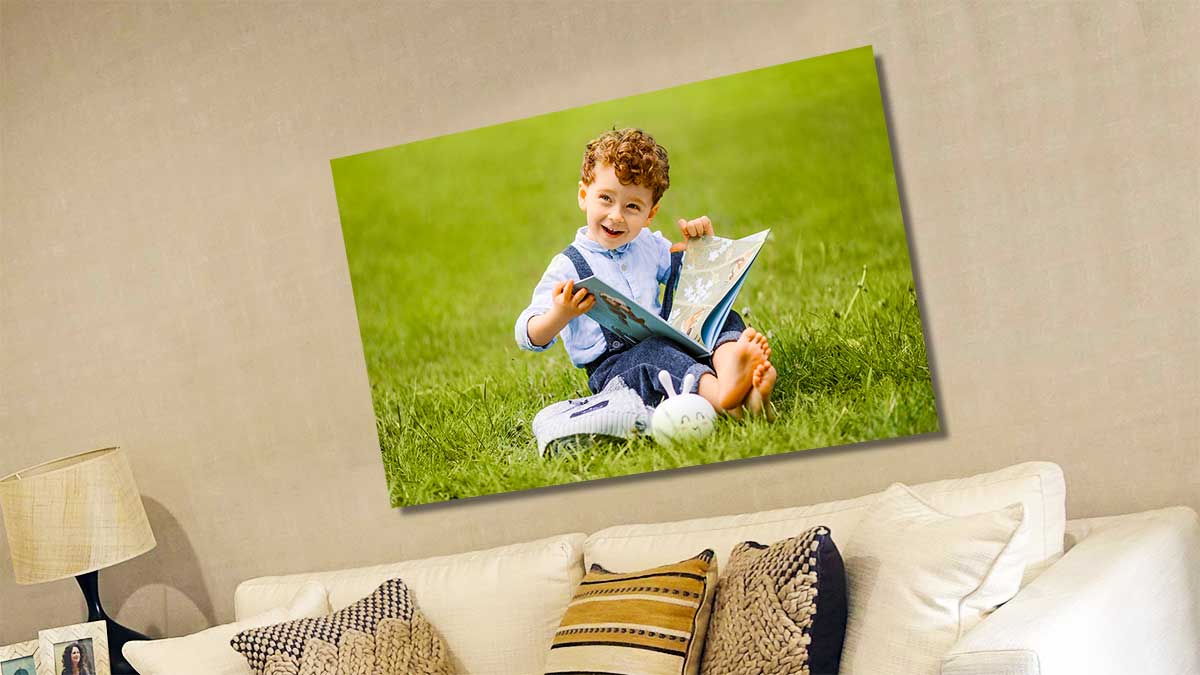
[526,280,595,347]
[515,256,594,351]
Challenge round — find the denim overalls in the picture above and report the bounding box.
[561,245,746,406]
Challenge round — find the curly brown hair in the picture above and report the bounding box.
[580,128,670,205]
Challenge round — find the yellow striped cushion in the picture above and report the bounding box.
[545,550,717,675]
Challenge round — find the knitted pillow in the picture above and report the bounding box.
[230,577,454,675]
[700,526,847,675]
[544,550,718,675]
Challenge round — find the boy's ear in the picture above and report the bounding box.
[648,202,660,221]
[578,181,587,210]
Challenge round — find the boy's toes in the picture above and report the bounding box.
[757,334,770,353]
[747,340,767,364]
[755,361,777,396]
[744,328,770,353]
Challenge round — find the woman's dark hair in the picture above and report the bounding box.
[60,641,92,675]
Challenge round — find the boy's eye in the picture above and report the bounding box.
[599,195,612,202]
[627,204,640,211]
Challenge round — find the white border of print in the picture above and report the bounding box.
[0,640,40,675]
[36,621,109,675]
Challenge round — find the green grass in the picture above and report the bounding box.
[332,47,939,507]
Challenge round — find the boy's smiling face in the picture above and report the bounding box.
[578,163,660,250]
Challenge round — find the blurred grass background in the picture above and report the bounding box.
[332,46,938,507]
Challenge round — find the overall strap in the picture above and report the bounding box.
[659,250,684,320]
[561,245,594,278]
[562,245,630,354]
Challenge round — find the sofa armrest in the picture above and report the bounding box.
[941,507,1200,675]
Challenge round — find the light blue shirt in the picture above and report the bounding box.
[516,227,673,366]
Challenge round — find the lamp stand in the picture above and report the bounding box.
[77,570,148,675]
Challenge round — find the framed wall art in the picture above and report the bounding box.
[334,46,939,506]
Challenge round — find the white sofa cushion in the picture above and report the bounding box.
[234,533,585,675]
[123,581,328,675]
[838,484,1027,675]
[942,507,1200,675]
[584,461,1064,585]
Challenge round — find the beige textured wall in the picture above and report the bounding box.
[1,1,1196,643]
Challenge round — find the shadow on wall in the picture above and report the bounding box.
[105,496,216,637]
[875,54,948,432]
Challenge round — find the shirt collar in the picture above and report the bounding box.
[574,227,634,256]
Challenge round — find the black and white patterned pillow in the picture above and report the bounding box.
[230,577,447,674]
[700,526,848,675]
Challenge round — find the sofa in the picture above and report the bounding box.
[130,462,1200,674]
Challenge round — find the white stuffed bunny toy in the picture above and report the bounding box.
[651,370,717,445]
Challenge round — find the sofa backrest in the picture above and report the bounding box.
[584,461,1065,586]
[234,533,585,675]
[232,462,1065,674]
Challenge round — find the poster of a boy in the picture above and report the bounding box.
[515,128,777,419]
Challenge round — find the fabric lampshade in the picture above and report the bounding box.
[0,446,156,585]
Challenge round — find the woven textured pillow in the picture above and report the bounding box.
[544,550,718,675]
[700,526,847,675]
[230,577,453,675]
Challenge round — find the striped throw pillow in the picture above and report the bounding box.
[545,550,717,675]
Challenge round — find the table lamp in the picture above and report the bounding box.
[0,447,156,675]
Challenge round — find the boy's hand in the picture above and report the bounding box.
[526,280,593,348]
[678,216,715,241]
[551,279,595,319]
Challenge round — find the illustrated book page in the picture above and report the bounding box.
[667,229,770,346]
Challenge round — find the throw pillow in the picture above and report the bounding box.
[230,577,454,675]
[700,526,847,675]
[544,550,718,675]
[838,483,1027,675]
[122,581,329,675]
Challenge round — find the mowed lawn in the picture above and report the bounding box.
[333,47,939,507]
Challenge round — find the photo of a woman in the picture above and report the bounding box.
[36,621,109,675]
[56,641,92,675]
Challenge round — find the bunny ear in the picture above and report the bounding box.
[680,373,695,395]
[657,370,677,398]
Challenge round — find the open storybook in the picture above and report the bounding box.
[576,229,770,358]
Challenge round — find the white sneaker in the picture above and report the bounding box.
[532,377,652,457]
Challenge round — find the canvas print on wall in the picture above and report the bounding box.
[333,46,939,506]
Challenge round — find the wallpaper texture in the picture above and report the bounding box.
[1,1,1196,644]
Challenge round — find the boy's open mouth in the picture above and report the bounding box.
[601,224,625,237]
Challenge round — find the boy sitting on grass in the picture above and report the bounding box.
[515,127,776,418]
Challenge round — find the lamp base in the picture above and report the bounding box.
[77,571,150,675]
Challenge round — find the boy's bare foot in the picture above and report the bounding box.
[743,327,771,359]
[712,331,768,410]
[743,360,778,421]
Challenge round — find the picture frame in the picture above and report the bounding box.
[35,622,108,675]
[0,640,39,675]
[334,46,939,506]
